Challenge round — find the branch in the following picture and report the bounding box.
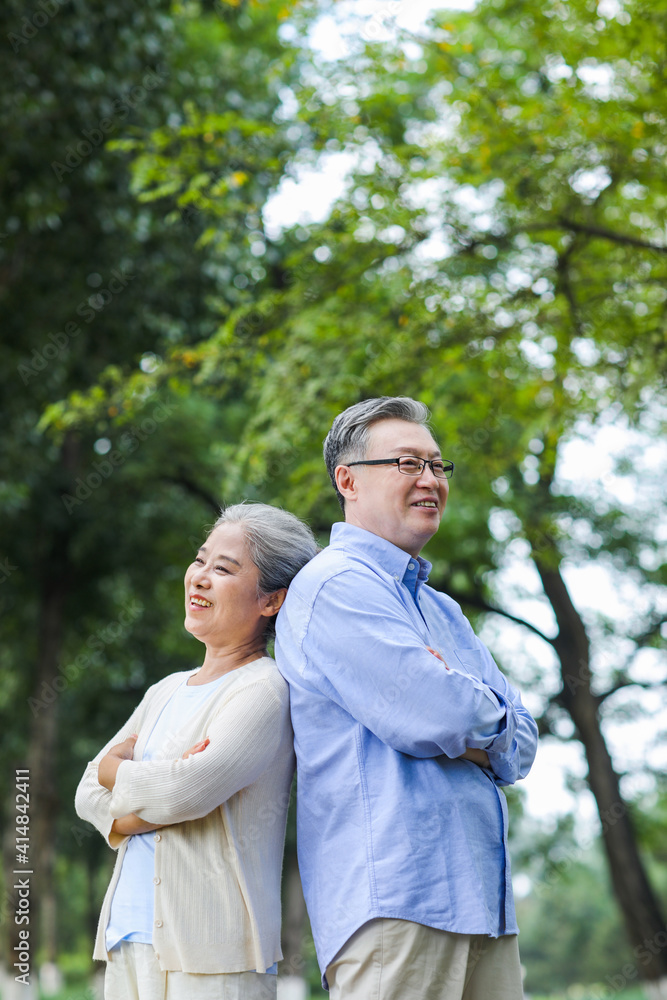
[559,218,667,254]
[451,219,667,258]
[596,616,667,704]
[444,588,556,646]
[629,616,667,649]
[596,677,662,707]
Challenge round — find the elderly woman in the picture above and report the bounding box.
[75,503,318,1000]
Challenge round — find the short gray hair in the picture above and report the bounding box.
[323,396,433,510]
[212,502,318,638]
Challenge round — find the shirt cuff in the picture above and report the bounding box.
[108,759,134,819]
[485,742,520,785]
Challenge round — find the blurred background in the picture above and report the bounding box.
[1,0,666,996]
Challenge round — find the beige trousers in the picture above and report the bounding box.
[105,942,277,1000]
[326,918,523,1000]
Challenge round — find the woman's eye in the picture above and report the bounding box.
[194,557,204,565]
[215,565,228,573]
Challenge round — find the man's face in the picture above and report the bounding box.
[338,418,449,557]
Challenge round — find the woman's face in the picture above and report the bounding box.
[183,523,274,646]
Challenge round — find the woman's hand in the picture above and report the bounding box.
[182,737,210,759]
[99,733,209,794]
[107,740,210,844]
[98,734,138,791]
[109,812,162,848]
[111,813,161,838]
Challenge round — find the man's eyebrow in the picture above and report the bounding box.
[387,446,443,457]
[196,545,241,567]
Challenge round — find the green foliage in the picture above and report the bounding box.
[2,0,666,986]
[0,0,314,964]
[517,837,633,992]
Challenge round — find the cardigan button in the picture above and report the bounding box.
[153,876,161,885]
[154,834,161,842]
[155,920,163,928]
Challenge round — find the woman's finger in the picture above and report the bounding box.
[182,738,210,759]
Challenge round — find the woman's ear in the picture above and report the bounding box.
[260,587,287,618]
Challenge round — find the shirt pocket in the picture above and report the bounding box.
[453,647,486,680]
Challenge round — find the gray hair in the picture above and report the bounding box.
[212,502,318,639]
[323,396,433,511]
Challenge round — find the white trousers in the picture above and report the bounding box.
[105,942,277,1000]
[326,918,524,1000]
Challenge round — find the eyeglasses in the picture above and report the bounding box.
[346,456,454,479]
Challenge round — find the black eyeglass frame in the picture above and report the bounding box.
[346,456,455,480]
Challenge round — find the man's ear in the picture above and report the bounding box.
[335,464,358,503]
[260,587,287,618]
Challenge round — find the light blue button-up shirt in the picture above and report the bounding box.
[275,523,538,985]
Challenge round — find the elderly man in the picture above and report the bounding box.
[275,396,538,1000]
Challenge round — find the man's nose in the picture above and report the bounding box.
[416,462,439,486]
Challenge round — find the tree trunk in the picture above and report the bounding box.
[3,438,77,972]
[27,572,68,965]
[280,844,309,996]
[3,569,67,976]
[535,559,667,984]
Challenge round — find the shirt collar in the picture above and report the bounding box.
[329,522,432,584]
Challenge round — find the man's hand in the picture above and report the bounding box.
[426,645,450,670]
[425,646,490,768]
[98,734,138,791]
[458,747,490,768]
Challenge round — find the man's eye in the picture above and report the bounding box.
[432,462,445,473]
[401,458,421,471]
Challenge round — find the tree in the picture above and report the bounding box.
[20,0,666,991]
[74,0,667,990]
[0,0,309,969]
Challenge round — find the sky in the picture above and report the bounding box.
[265,0,464,235]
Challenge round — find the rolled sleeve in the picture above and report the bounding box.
[485,702,538,785]
[449,641,537,783]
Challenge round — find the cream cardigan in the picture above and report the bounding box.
[74,657,294,973]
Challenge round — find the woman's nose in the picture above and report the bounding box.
[191,566,210,586]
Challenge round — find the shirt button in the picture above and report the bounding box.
[154,834,161,842]
[408,562,415,570]
[153,876,161,885]
[393,574,399,581]
[155,920,163,928]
